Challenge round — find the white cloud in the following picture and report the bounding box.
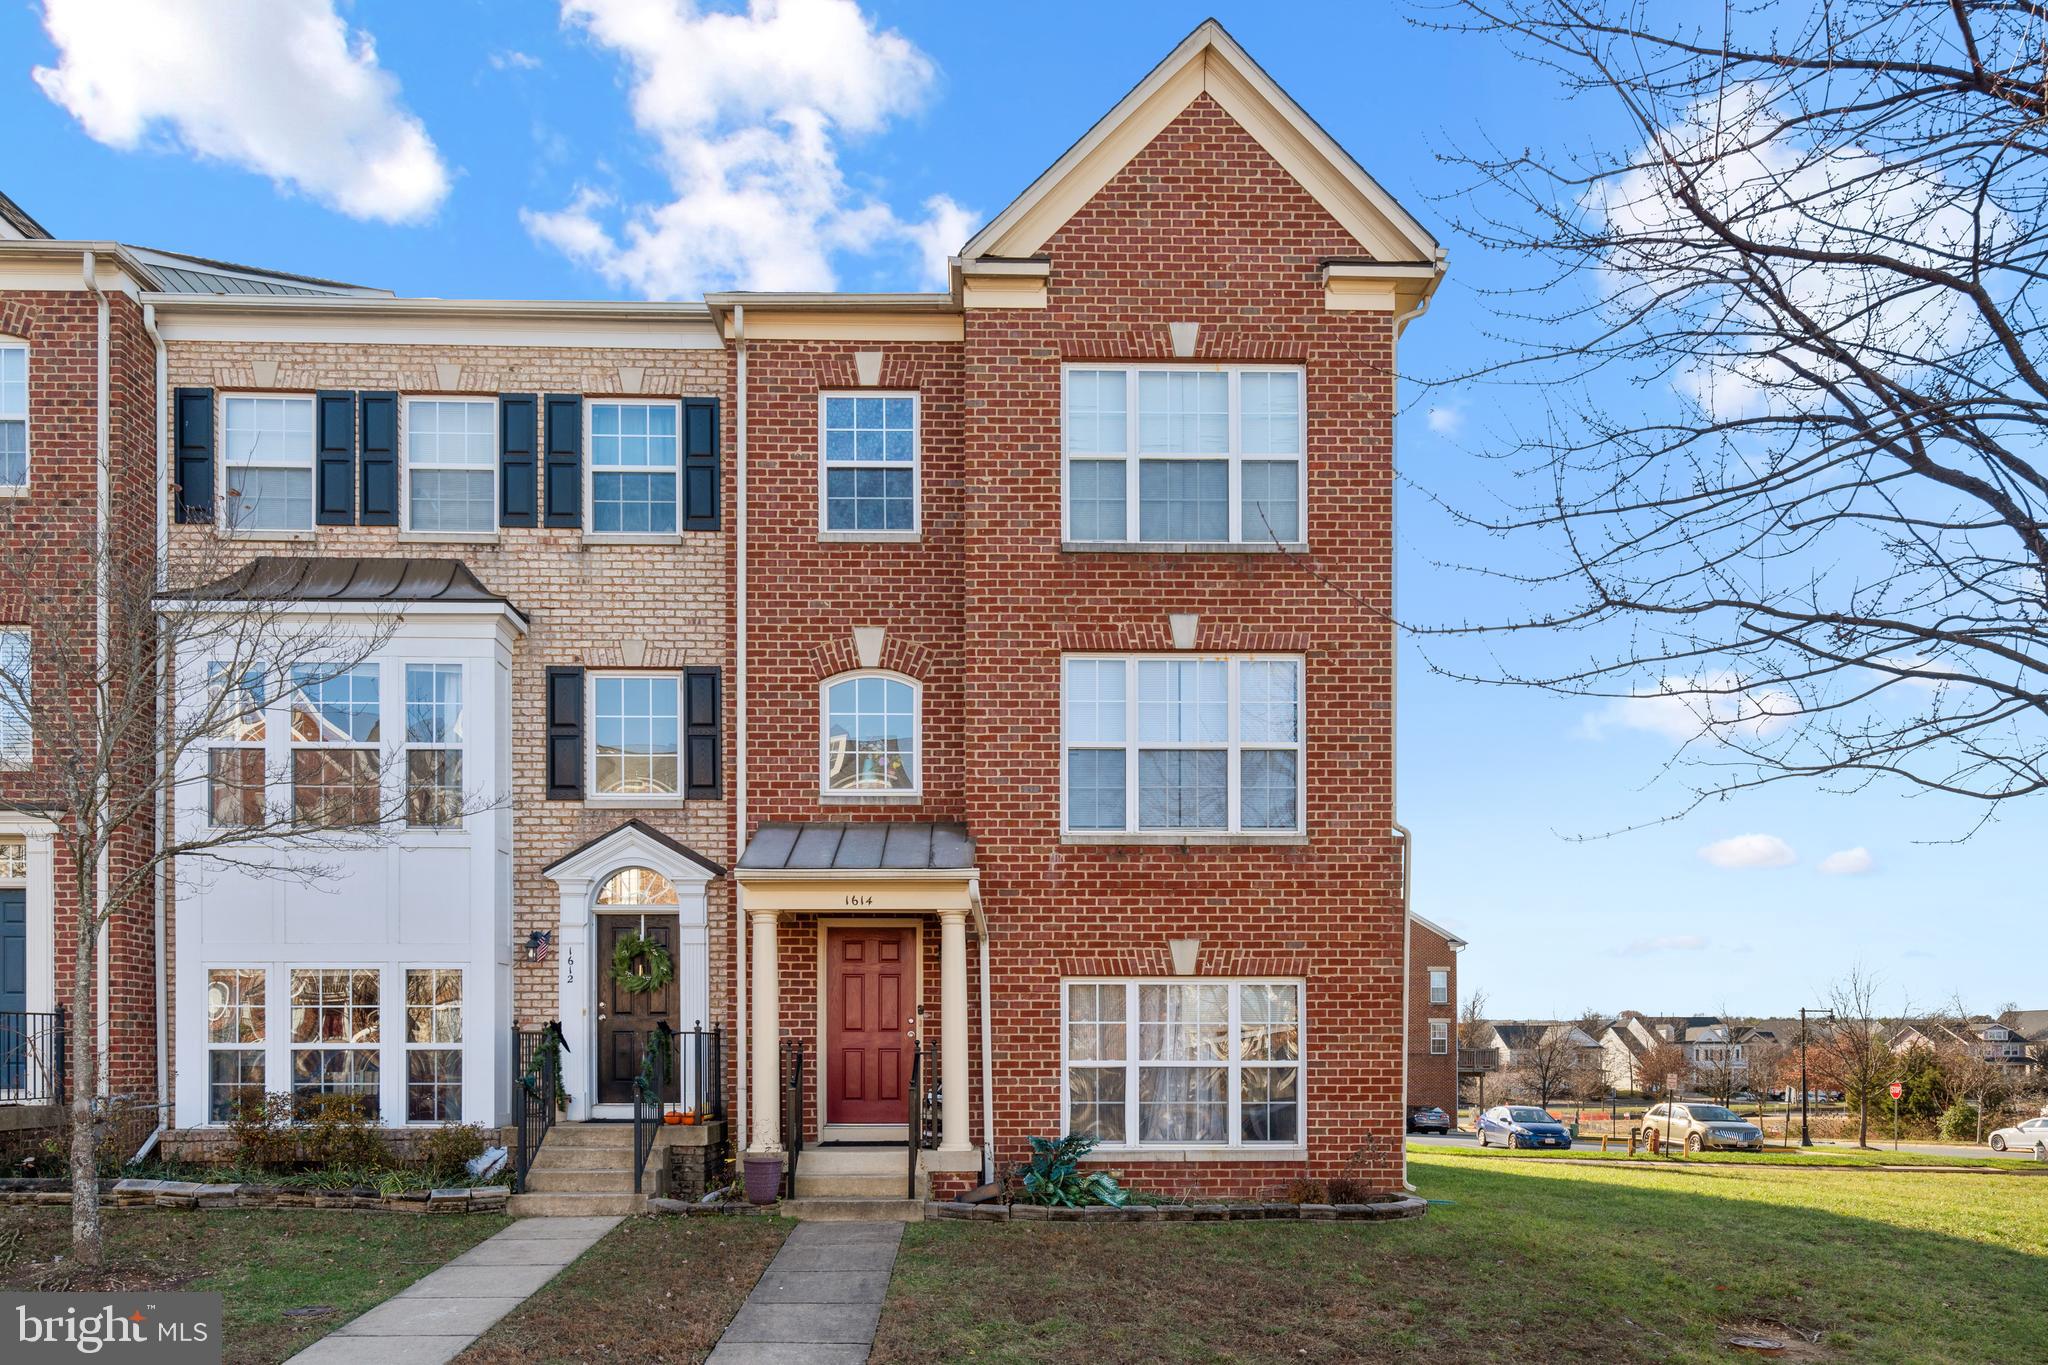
[1817,846,1874,876]
[32,0,448,224]
[1698,833,1796,869]
[1580,671,1798,745]
[526,0,971,297]
[1622,933,1709,955]
[491,50,544,71]
[1425,404,1464,436]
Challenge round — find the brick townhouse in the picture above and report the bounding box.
[0,21,1445,1204]
[1407,914,1464,1123]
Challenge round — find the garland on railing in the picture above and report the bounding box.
[611,932,675,995]
[521,1021,569,1113]
[634,1022,675,1106]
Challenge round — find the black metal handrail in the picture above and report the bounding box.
[512,1023,563,1194]
[0,1008,65,1105]
[780,1040,805,1200]
[909,1041,940,1198]
[632,1024,674,1194]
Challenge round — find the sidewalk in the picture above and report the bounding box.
[286,1215,621,1365]
[707,1220,905,1365]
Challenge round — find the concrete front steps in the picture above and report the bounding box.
[507,1122,649,1218]
[793,1144,924,1200]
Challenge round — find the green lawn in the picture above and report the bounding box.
[1427,1140,2034,1169]
[458,1215,790,1365]
[0,1207,509,1364]
[872,1147,2048,1363]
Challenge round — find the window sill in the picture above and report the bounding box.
[220,529,315,543]
[819,791,924,805]
[1084,1146,1309,1164]
[0,486,27,500]
[584,794,685,808]
[1062,540,1305,555]
[582,532,683,546]
[1061,832,1308,847]
[399,530,500,545]
[818,530,921,545]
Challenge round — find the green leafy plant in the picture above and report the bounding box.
[522,1022,570,1113]
[1014,1134,1127,1208]
[228,1093,300,1170]
[634,1024,675,1106]
[1940,1101,1981,1143]
[420,1124,490,1181]
[295,1094,391,1169]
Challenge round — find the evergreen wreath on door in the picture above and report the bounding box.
[611,928,675,995]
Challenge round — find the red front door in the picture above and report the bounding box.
[825,926,914,1126]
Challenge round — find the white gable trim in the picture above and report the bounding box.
[960,20,1440,266]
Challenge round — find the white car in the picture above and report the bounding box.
[1988,1116,2048,1156]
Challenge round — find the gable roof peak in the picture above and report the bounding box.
[959,19,1440,268]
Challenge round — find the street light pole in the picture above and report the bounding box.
[1799,1006,1834,1148]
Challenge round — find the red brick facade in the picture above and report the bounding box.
[1407,917,1461,1118]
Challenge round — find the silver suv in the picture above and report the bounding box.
[1644,1102,1764,1152]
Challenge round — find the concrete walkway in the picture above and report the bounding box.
[707,1220,905,1365]
[286,1215,622,1365]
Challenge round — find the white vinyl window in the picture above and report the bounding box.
[821,671,919,795]
[206,968,266,1122]
[222,395,315,531]
[404,664,463,827]
[0,342,26,489]
[290,968,381,1120]
[820,393,918,535]
[1429,968,1449,1006]
[590,673,680,798]
[0,628,28,768]
[1064,365,1304,545]
[404,968,463,1122]
[589,400,679,535]
[406,398,496,533]
[1430,1019,1450,1055]
[290,665,381,827]
[205,663,267,828]
[1062,655,1303,834]
[1063,979,1303,1149]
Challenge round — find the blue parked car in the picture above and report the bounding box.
[1476,1105,1573,1149]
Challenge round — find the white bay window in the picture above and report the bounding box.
[1063,655,1303,835]
[1064,979,1303,1149]
[1065,365,1303,546]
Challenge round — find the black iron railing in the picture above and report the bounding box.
[629,1023,725,1194]
[780,1040,805,1200]
[513,1023,564,1194]
[0,1009,65,1105]
[632,1023,673,1195]
[908,1041,939,1198]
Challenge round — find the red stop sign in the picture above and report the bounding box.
[1889,1082,1903,1099]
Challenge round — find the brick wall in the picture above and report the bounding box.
[161,338,734,1103]
[962,94,1407,1196]
[1407,919,1458,1116]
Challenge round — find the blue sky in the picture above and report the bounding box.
[4,0,2035,1018]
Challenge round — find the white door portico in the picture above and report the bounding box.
[541,820,722,1121]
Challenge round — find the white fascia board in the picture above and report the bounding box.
[146,294,722,350]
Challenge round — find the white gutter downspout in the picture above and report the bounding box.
[140,302,169,1158]
[970,878,994,1187]
[83,252,112,1103]
[732,304,749,1153]
[1389,260,1439,1197]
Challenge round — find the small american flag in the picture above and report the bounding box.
[527,931,553,962]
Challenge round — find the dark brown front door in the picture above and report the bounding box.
[598,915,679,1106]
[825,926,914,1125]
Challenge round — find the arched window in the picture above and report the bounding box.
[596,866,679,906]
[821,672,919,795]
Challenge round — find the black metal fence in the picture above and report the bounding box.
[909,1041,940,1197]
[512,1023,563,1194]
[0,1009,65,1105]
[632,1023,725,1194]
[780,1040,805,1199]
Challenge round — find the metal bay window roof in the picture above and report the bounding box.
[738,821,975,872]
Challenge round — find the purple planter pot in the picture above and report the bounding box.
[742,1153,783,1205]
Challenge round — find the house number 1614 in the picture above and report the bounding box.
[842,894,875,907]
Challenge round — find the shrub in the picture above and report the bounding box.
[1940,1101,1980,1143]
[1327,1177,1374,1204]
[296,1095,390,1169]
[1283,1178,1328,1204]
[1013,1134,1128,1207]
[228,1093,299,1170]
[420,1124,490,1181]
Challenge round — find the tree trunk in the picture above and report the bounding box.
[69,892,101,1267]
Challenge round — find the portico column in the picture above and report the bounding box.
[748,906,782,1152]
[938,906,970,1152]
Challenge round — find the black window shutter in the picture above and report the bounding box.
[543,394,582,528]
[358,391,398,526]
[683,667,722,798]
[172,387,214,523]
[314,390,356,525]
[500,393,538,527]
[682,396,720,530]
[545,666,585,800]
